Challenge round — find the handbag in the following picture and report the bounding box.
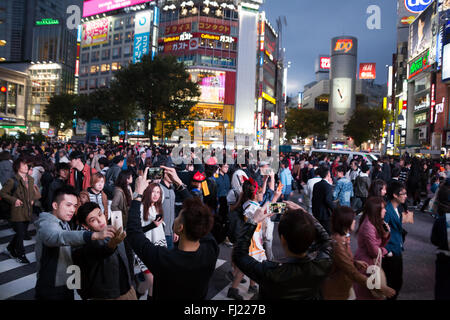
[367,248,387,299]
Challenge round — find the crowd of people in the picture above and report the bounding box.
[0,140,449,300]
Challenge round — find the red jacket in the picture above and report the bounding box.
[68,164,97,191]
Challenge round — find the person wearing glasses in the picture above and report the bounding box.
[0,155,39,263]
[383,181,413,300]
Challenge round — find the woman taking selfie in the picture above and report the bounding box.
[353,197,392,300]
[135,183,167,300]
[322,206,395,300]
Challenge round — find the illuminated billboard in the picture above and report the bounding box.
[359,63,376,79]
[443,21,450,82]
[81,18,110,47]
[83,0,154,17]
[408,1,438,62]
[190,70,226,104]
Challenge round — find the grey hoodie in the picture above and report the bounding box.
[34,212,93,297]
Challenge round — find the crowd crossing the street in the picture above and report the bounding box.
[0,141,449,300]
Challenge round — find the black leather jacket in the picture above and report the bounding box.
[232,215,333,300]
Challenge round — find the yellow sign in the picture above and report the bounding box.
[201,33,220,41]
[262,92,276,104]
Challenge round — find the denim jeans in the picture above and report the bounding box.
[165,235,173,250]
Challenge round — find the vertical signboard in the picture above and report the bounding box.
[133,10,153,64]
[359,63,376,79]
[443,21,450,82]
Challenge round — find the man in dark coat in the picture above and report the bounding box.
[312,166,335,234]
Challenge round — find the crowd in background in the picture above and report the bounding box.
[0,140,449,300]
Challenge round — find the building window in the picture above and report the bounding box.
[81,52,89,63]
[90,65,99,74]
[91,51,100,62]
[113,33,122,45]
[111,62,121,71]
[112,47,121,59]
[114,19,123,30]
[99,78,107,88]
[123,45,132,57]
[125,16,134,27]
[101,64,110,73]
[125,31,133,43]
[80,66,89,76]
[89,79,97,89]
[102,49,110,60]
[79,80,87,90]
[7,83,17,114]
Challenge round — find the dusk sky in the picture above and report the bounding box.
[261,0,398,96]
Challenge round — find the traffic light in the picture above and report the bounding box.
[0,86,6,93]
[279,124,284,128]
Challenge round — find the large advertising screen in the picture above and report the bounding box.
[408,1,438,62]
[83,0,154,17]
[190,70,226,104]
[81,18,110,47]
[443,21,450,81]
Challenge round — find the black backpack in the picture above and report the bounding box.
[0,177,18,220]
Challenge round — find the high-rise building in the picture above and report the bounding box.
[0,0,82,135]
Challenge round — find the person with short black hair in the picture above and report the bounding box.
[126,173,219,300]
[34,185,116,300]
[46,162,71,211]
[72,202,135,300]
[0,155,38,263]
[232,200,333,299]
[333,165,353,207]
[382,181,413,300]
[353,163,371,214]
[68,150,97,193]
[312,166,335,234]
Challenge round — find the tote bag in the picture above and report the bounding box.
[366,248,387,299]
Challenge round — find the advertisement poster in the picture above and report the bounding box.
[408,1,438,62]
[81,18,109,48]
[191,71,226,104]
[83,0,154,17]
[133,10,152,64]
[359,63,377,79]
[443,21,450,81]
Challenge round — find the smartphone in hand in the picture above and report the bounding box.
[111,211,123,231]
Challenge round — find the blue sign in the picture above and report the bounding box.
[133,33,150,63]
[404,0,433,14]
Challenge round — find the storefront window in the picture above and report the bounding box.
[7,83,17,114]
[414,76,430,94]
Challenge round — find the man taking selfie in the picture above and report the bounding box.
[34,186,116,300]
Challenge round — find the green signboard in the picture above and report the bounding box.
[36,18,60,26]
[408,49,431,79]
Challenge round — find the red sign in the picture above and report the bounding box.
[165,23,192,35]
[359,63,376,79]
[334,39,353,53]
[320,57,330,70]
[430,83,436,124]
[198,22,230,35]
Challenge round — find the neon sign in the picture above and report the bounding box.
[36,18,59,26]
[334,39,353,53]
[408,49,431,79]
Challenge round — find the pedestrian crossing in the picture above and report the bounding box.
[0,220,251,300]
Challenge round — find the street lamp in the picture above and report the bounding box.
[223,120,229,150]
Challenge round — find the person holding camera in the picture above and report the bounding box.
[126,170,219,300]
[232,200,333,299]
